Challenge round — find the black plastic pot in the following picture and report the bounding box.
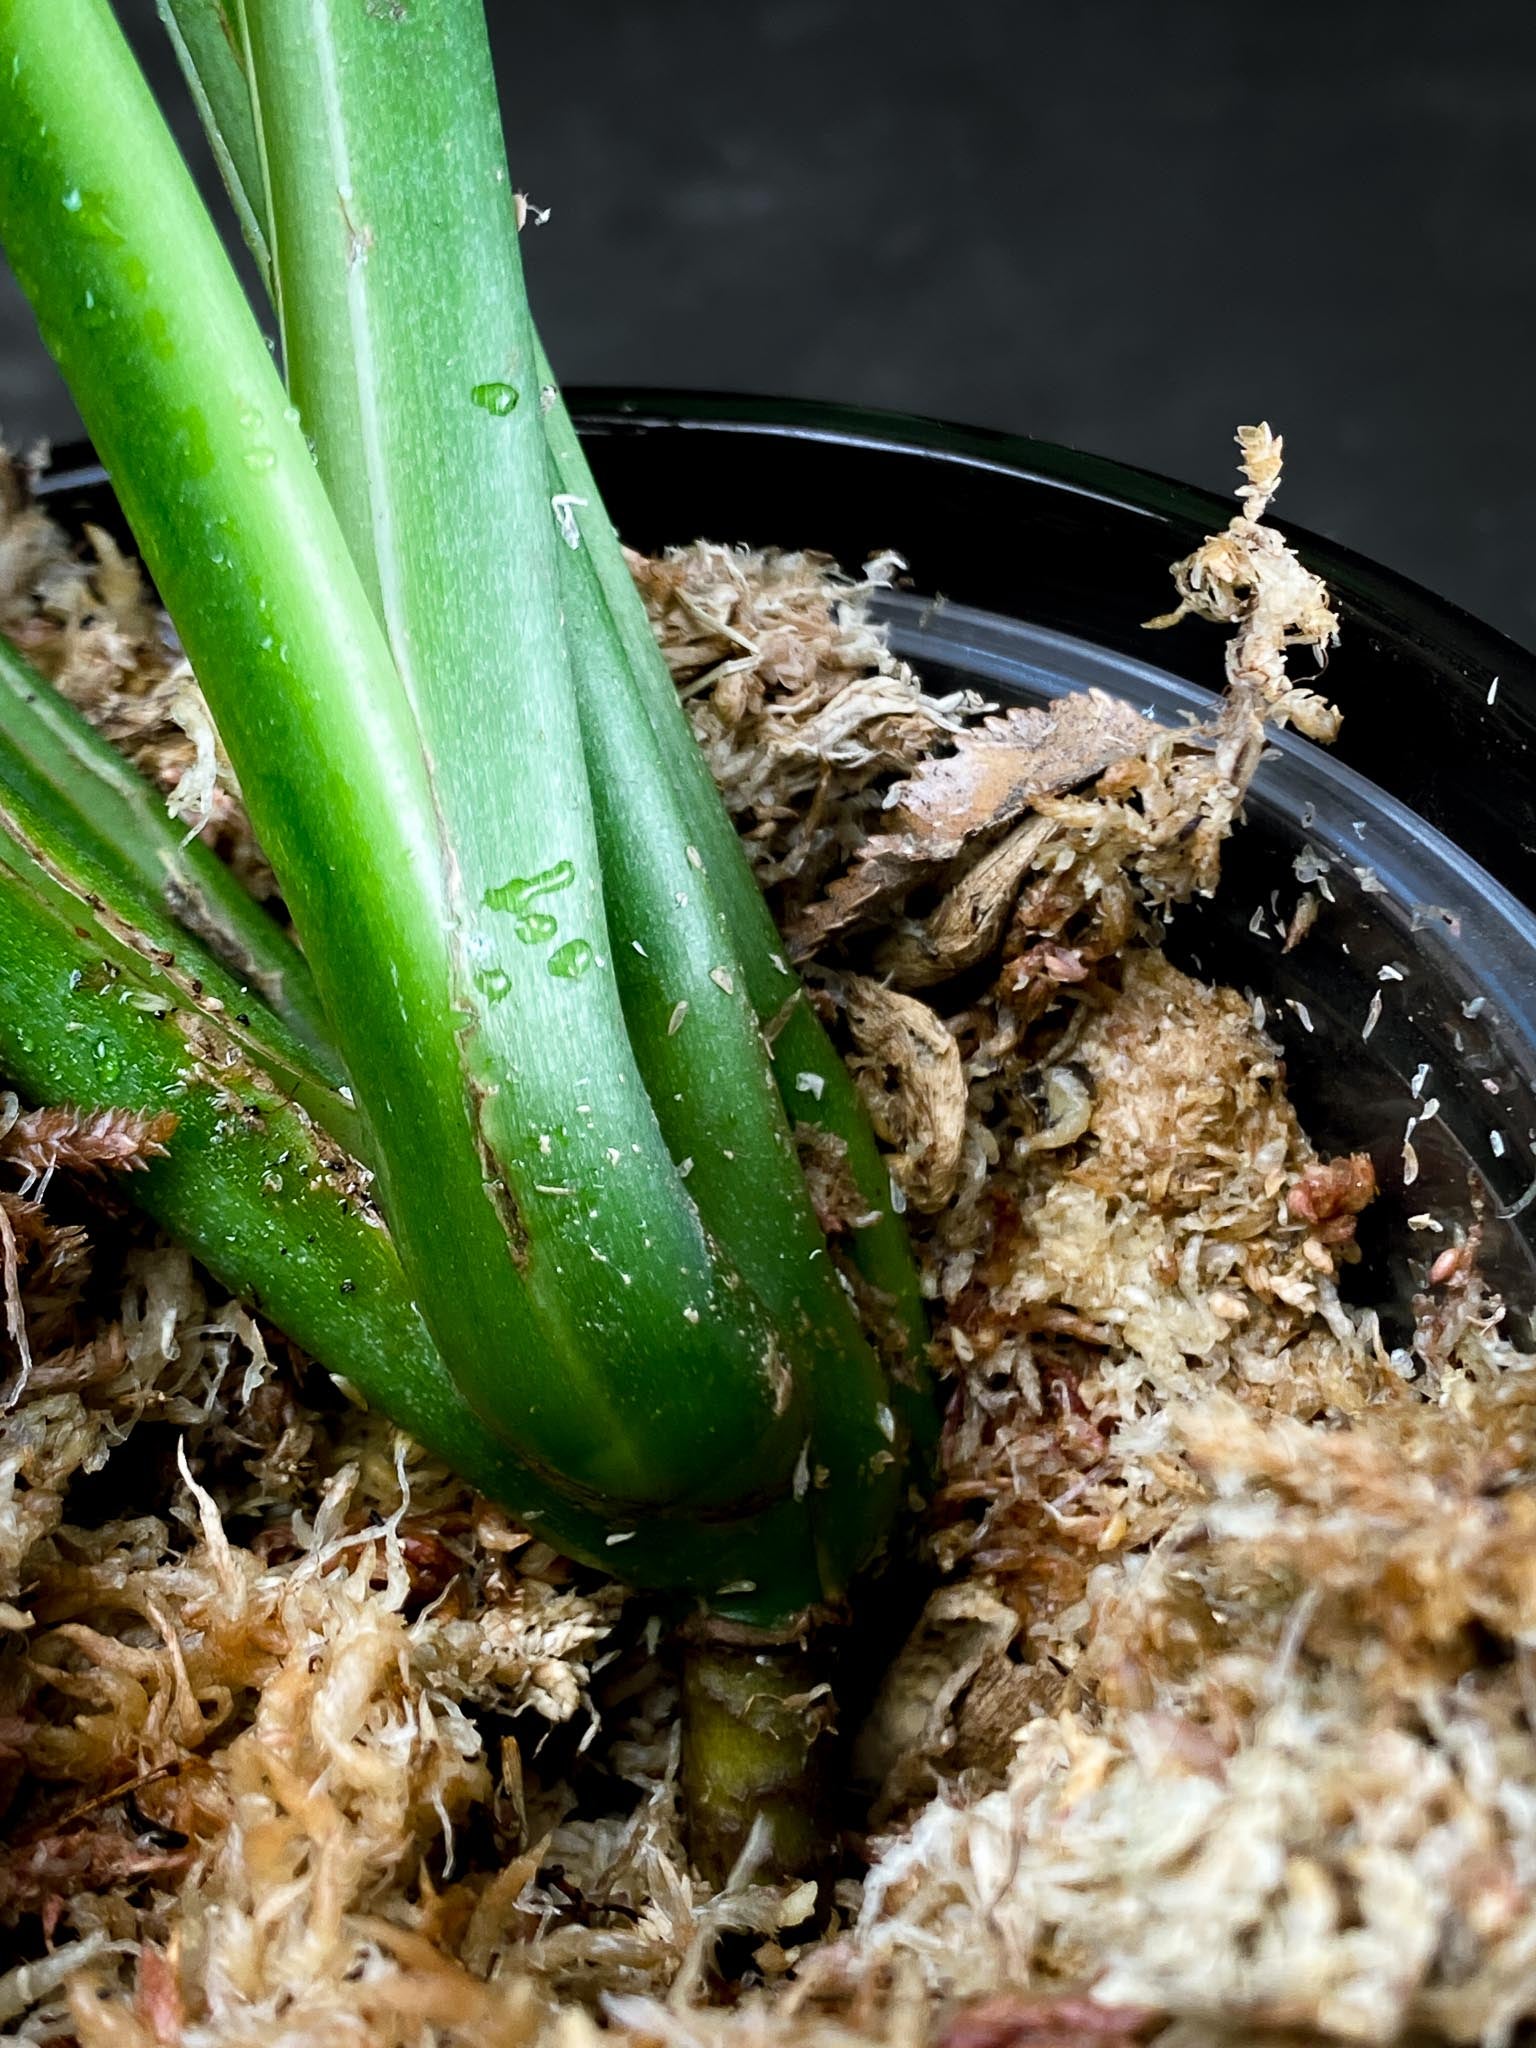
[40,393,1536,1330]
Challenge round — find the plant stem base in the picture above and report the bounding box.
[679,1636,836,1887]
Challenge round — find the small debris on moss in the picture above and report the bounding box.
[0,433,1532,2048]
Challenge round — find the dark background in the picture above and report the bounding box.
[3,0,1534,644]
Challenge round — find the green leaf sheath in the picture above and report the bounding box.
[0,631,341,1078]
[148,0,929,1438]
[551,521,905,1581]
[0,655,366,1164]
[0,797,831,1619]
[0,3,623,1508]
[535,374,934,1436]
[237,0,867,1518]
[154,0,271,287]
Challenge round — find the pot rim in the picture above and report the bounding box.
[41,385,1536,678]
[567,389,1536,674]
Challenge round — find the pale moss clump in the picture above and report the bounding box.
[7,433,1536,2048]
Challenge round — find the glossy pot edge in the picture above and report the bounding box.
[37,390,1536,913]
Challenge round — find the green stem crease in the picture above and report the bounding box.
[0,0,934,1635]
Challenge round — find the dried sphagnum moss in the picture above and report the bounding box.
[2,427,1534,2048]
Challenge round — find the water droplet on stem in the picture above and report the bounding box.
[470,381,519,416]
[474,966,513,1003]
[548,939,594,980]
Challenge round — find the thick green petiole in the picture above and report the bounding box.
[153,0,925,1441]
[551,507,907,1571]
[239,0,906,1572]
[0,0,567,1490]
[536,372,933,1416]
[0,774,836,1619]
[238,0,828,1519]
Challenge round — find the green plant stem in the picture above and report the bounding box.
[0,0,814,1532]
[535,370,933,1421]
[0,504,899,1627]
[551,511,906,1566]
[0,787,836,1616]
[137,0,927,1867]
[0,629,341,1076]
[146,0,929,1408]
[149,0,930,1433]
[238,0,897,1554]
[679,1636,835,1884]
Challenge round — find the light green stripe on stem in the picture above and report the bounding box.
[238,0,834,1524]
[1,0,703,1516]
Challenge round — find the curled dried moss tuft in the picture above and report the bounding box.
[2,433,1533,2048]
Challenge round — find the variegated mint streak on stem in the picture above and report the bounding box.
[238,0,907,1573]
[0,0,797,1536]
[153,0,931,1457]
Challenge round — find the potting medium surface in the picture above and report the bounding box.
[877,588,1536,1327]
